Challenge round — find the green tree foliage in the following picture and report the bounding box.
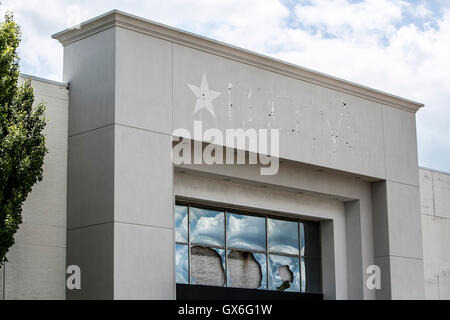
[0,13,47,265]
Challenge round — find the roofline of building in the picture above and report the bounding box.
[52,10,424,113]
[419,166,450,176]
[20,73,69,88]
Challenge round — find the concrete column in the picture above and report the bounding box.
[66,126,115,299]
[62,23,176,299]
[345,200,364,299]
[112,26,174,299]
[113,126,174,299]
[63,26,116,299]
[372,181,425,299]
[371,103,425,299]
[321,220,336,300]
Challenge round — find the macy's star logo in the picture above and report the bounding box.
[187,74,221,118]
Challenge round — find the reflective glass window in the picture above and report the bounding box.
[299,222,305,256]
[227,250,267,290]
[227,213,266,251]
[268,254,300,292]
[267,218,299,255]
[190,207,225,247]
[175,205,188,243]
[175,244,189,284]
[174,203,321,294]
[191,246,226,287]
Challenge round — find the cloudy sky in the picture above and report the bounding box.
[1,0,449,172]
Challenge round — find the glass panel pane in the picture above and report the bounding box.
[267,218,299,255]
[175,205,188,243]
[268,255,300,292]
[227,213,266,251]
[299,222,305,256]
[302,257,322,293]
[190,207,225,246]
[227,250,267,290]
[175,244,189,284]
[300,257,306,292]
[303,222,321,258]
[191,246,226,287]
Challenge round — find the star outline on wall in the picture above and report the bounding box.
[187,74,221,118]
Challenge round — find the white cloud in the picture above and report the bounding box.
[0,0,449,171]
[294,0,405,41]
[413,3,433,18]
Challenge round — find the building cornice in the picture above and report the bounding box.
[20,73,69,88]
[52,10,424,113]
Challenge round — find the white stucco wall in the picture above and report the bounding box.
[420,167,450,299]
[0,75,69,300]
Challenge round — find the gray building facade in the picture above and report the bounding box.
[0,75,68,300]
[420,168,450,298]
[1,10,449,300]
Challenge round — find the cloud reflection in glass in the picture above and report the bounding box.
[175,205,188,243]
[227,213,266,251]
[267,219,299,255]
[175,244,189,284]
[268,254,300,292]
[190,207,225,247]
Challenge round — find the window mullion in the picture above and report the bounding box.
[188,204,191,284]
[225,210,228,288]
[265,216,269,291]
